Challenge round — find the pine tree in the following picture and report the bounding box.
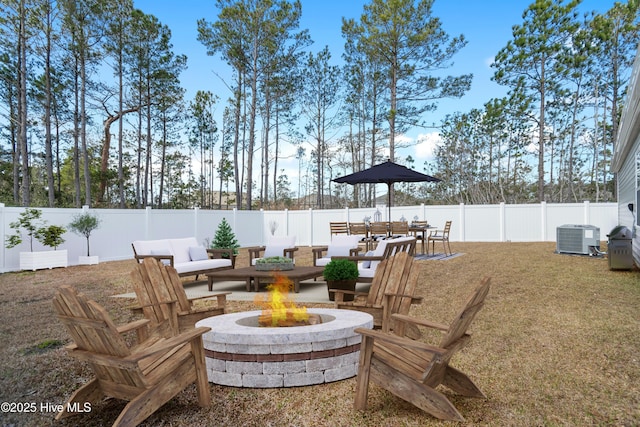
[211,218,239,255]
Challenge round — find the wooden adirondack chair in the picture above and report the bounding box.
[353,277,491,422]
[53,285,211,427]
[332,251,422,330]
[131,257,230,332]
[338,237,416,283]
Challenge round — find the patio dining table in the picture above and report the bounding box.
[351,222,434,253]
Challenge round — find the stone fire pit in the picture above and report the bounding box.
[196,309,373,388]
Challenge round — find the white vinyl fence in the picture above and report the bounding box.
[0,201,618,273]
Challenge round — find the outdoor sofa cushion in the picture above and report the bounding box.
[359,236,416,278]
[250,236,297,265]
[314,235,361,267]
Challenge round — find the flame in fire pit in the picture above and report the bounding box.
[254,272,317,327]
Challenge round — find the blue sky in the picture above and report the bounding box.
[131,0,617,180]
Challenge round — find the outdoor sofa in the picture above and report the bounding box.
[132,237,235,279]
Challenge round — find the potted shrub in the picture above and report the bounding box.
[68,212,101,265]
[5,208,67,270]
[323,258,359,302]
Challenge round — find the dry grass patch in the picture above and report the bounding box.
[0,242,638,426]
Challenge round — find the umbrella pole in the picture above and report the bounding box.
[387,183,392,229]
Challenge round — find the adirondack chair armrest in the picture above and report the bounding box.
[391,313,448,331]
[384,292,424,304]
[207,248,237,267]
[134,253,175,267]
[64,347,140,369]
[187,292,231,306]
[330,289,366,296]
[354,327,446,354]
[128,299,179,313]
[117,319,151,335]
[128,326,212,362]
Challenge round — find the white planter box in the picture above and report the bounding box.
[78,255,99,265]
[20,250,68,271]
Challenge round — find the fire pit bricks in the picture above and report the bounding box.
[196,309,373,388]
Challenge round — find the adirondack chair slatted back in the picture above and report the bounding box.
[132,257,227,332]
[53,286,145,389]
[388,263,421,320]
[337,250,421,331]
[440,277,491,349]
[385,238,416,257]
[159,259,193,312]
[366,251,413,307]
[131,258,178,328]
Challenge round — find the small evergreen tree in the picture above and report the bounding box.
[210,218,240,256]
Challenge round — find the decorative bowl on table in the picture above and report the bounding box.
[255,256,294,271]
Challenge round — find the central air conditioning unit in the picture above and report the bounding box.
[556,224,600,255]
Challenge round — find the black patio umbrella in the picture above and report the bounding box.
[333,159,441,223]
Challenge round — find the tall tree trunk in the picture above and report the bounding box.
[80,53,91,206]
[263,97,270,208]
[233,74,242,209]
[273,105,279,207]
[158,115,167,208]
[100,106,138,204]
[247,61,257,210]
[18,0,30,206]
[145,80,152,207]
[73,57,81,207]
[44,3,55,207]
[538,58,546,202]
[11,89,20,203]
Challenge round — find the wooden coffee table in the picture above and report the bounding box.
[206,266,325,293]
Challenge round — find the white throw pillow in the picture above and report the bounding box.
[263,244,289,258]
[189,246,209,261]
[361,250,375,268]
[267,236,296,247]
[331,235,360,248]
[326,245,353,258]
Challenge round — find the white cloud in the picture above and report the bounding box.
[485,56,495,68]
[413,132,442,161]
